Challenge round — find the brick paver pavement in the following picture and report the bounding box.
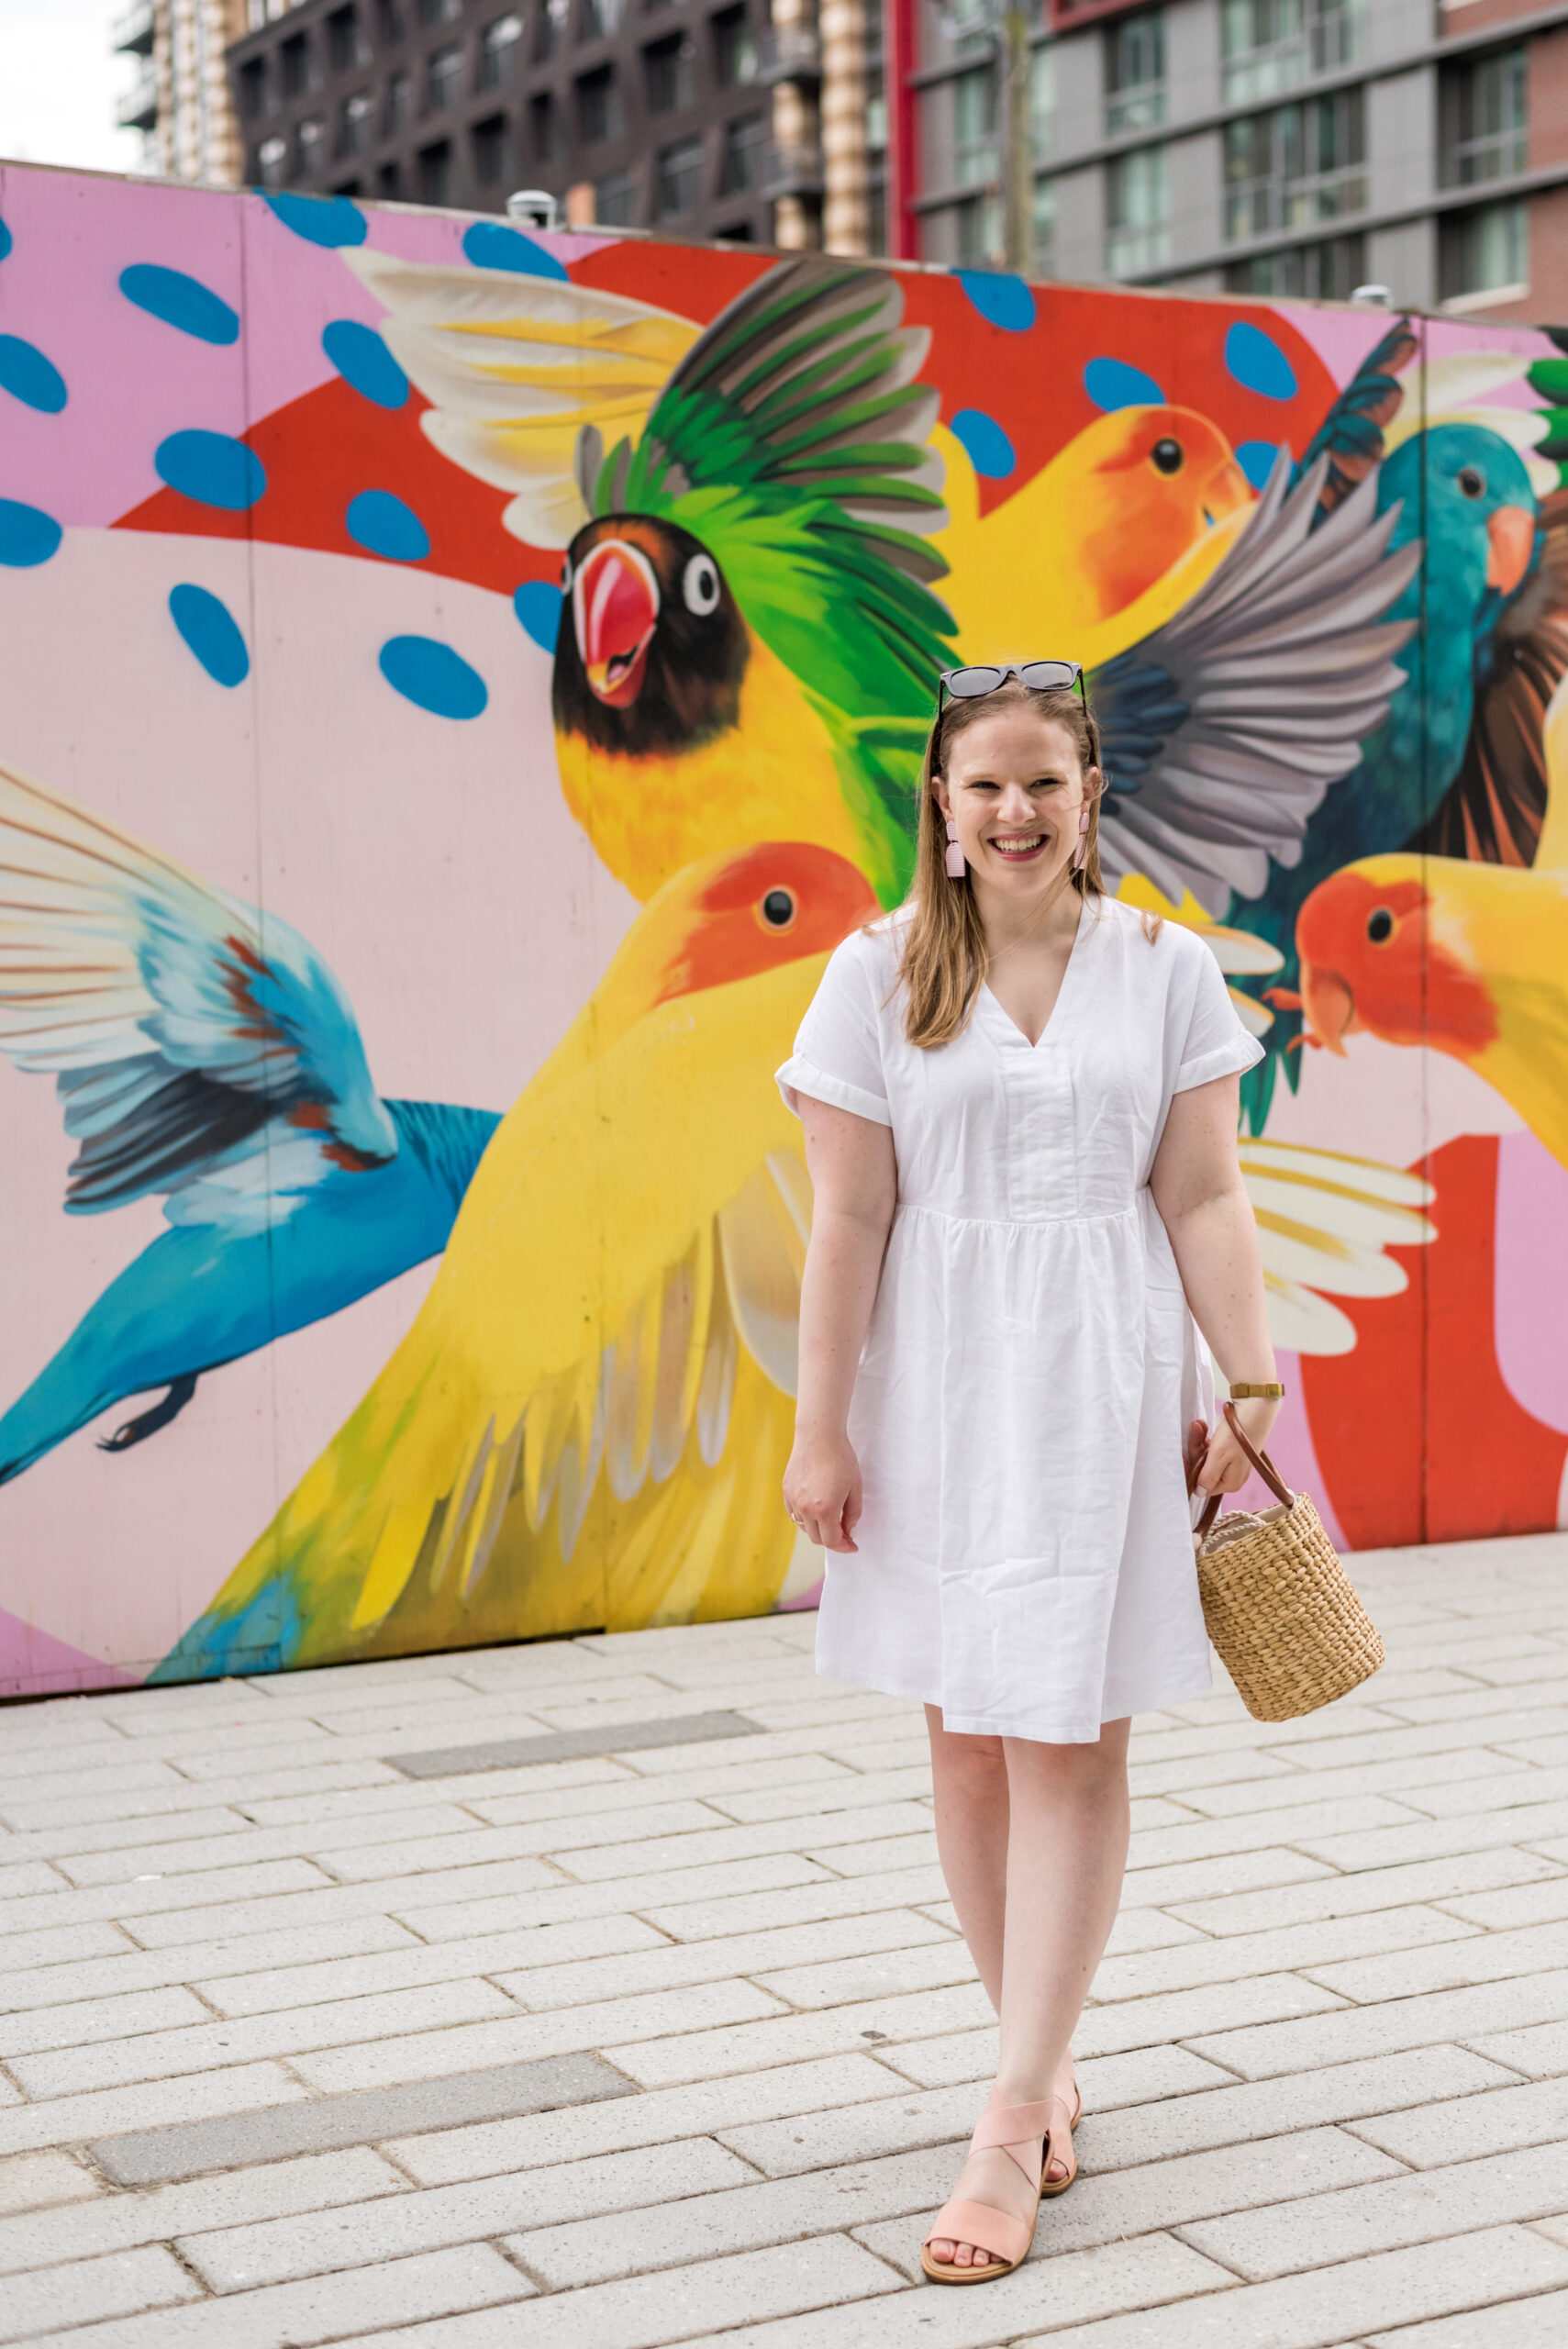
[4,1531,1568,2345]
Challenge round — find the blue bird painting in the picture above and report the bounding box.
[0,760,500,1485]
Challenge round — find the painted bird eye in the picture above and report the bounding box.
[1458,466,1485,499]
[560,553,573,590]
[1151,438,1184,475]
[1367,907,1395,943]
[683,553,721,615]
[761,888,796,930]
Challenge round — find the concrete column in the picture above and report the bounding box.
[822,0,869,254]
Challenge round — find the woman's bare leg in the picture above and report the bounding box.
[924,1705,1008,2009]
[928,1717,1131,2270]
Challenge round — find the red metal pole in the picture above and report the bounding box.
[885,0,919,262]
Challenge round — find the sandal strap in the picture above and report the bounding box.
[971,2096,1053,2178]
[923,2197,1033,2270]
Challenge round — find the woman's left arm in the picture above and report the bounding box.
[1150,1072,1279,1496]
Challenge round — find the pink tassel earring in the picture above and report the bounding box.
[1072,807,1090,874]
[944,818,966,879]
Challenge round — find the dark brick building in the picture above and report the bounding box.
[227,0,777,243]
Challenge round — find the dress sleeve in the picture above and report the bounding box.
[1173,935,1266,1095]
[776,934,894,1128]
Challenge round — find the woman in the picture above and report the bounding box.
[777,662,1280,2285]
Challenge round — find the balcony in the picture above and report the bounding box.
[756,26,821,85]
[762,138,825,198]
[112,0,155,56]
[117,61,159,132]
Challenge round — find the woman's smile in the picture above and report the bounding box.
[990,834,1048,861]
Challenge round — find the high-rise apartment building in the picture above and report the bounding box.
[219,0,884,249]
[114,0,255,183]
[893,0,1568,320]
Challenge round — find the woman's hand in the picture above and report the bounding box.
[784,1430,863,1553]
[1191,1397,1282,1497]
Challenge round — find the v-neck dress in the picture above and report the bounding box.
[775,895,1264,1742]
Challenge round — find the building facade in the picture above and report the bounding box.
[218,0,888,248]
[115,0,254,184]
[897,0,1568,321]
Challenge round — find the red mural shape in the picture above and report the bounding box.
[1303,1135,1567,1549]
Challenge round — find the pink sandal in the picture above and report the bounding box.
[920,2086,1081,2284]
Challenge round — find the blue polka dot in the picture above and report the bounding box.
[322,319,408,410]
[513,581,563,652]
[0,498,61,566]
[1084,357,1165,411]
[154,430,267,512]
[1236,439,1287,490]
[950,408,1016,481]
[462,221,569,281]
[954,271,1036,332]
[169,584,250,687]
[118,264,239,346]
[379,636,488,720]
[261,192,367,248]
[0,335,66,414]
[346,489,430,562]
[0,218,12,263]
[1225,321,1297,403]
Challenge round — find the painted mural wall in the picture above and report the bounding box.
[3,161,1568,1698]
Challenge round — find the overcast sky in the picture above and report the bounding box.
[0,0,149,176]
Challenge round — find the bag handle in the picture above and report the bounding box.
[1185,1402,1296,1541]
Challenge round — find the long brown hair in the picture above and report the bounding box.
[895,680,1109,1049]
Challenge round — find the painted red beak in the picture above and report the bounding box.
[1486,504,1535,597]
[573,539,660,707]
[1299,961,1359,1056]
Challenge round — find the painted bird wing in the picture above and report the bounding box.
[1091,451,1420,918]
[1238,1138,1434,1356]
[196,963,826,1664]
[342,245,701,549]
[1414,489,1568,866]
[0,760,395,1227]
[596,255,956,720]
[1294,316,1419,522]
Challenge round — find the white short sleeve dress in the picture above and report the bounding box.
[775,895,1264,1743]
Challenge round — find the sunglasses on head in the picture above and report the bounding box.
[938,660,1085,712]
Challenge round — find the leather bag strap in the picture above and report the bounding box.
[1187,1402,1296,1542]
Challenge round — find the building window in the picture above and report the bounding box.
[953,191,1000,265]
[427,43,464,112]
[281,34,310,96]
[327,6,364,71]
[947,0,992,55]
[582,0,625,38]
[953,65,997,190]
[336,90,375,158]
[647,34,696,113]
[719,110,765,193]
[1219,0,1363,107]
[385,70,411,130]
[1225,230,1364,298]
[418,0,462,22]
[238,59,268,119]
[1106,8,1164,137]
[1032,173,1055,273]
[377,1,405,39]
[296,116,327,177]
[866,0,887,250]
[715,6,757,87]
[655,133,704,217]
[256,132,288,186]
[596,166,637,224]
[376,159,401,196]
[1030,46,1053,166]
[478,14,523,88]
[530,90,557,158]
[1223,88,1366,242]
[1106,143,1170,275]
[472,114,509,183]
[1441,48,1528,190]
[536,0,568,62]
[417,139,454,202]
[1440,197,1528,303]
[577,65,623,143]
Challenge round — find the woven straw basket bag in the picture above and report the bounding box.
[1188,1405,1385,1722]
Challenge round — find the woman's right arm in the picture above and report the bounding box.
[783,1097,897,1553]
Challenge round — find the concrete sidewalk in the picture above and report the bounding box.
[3,1537,1568,2347]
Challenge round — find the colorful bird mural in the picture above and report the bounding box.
[1295,676,1568,1171]
[0,761,501,1483]
[159,841,878,1677]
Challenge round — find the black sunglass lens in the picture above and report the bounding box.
[946,666,1006,697]
[1018,662,1078,691]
